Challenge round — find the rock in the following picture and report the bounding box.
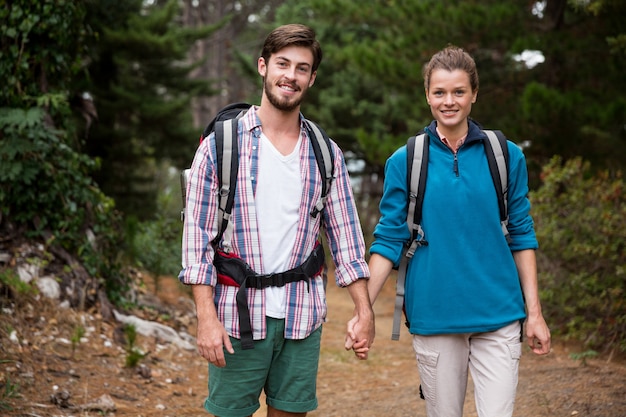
[50,389,72,408]
[36,276,61,299]
[79,393,116,413]
[137,364,152,379]
[113,310,196,350]
[17,263,39,283]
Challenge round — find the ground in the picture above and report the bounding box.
[1,272,625,417]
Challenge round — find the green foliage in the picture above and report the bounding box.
[516,0,626,173]
[569,349,599,366]
[0,269,37,298]
[0,106,124,286]
[0,0,87,107]
[71,325,85,356]
[1,106,92,228]
[0,0,128,306]
[531,157,626,353]
[126,164,183,288]
[130,210,182,290]
[0,375,20,412]
[123,324,147,368]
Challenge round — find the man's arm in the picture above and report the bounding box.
[514,249,551,355]
[345,254,394,358]
[345,278,375,360]
[192,285,234,367]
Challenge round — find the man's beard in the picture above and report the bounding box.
[264,77,307,112]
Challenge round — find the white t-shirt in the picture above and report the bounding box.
[255,132,302,318]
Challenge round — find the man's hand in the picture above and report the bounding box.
[192,285,234,367]
[345,312,374,360]
[196,315,234,367]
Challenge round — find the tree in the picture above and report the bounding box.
[179,0,287,129]
[81,0,220,219]
[517,0,626,180]
[274,0,626,184]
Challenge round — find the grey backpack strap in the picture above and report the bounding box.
[180,169,190,221]
[483,130,510,242]
[215,118,239,251]
[305,120,334,218]
[393,133,429,341]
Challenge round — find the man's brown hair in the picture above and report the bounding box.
[261,24,323,73]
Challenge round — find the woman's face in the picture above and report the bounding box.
[426,69,477,133]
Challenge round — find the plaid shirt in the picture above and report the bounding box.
[179,106,369,340]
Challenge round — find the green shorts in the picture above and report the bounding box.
[204,317,322,417]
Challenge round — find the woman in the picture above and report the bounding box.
[354,46,551,417]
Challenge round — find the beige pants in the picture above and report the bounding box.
[412,321,522,417]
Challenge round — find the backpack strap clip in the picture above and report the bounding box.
[406,227,428,257]
[310,198,327,218]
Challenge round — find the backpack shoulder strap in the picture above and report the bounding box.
[304,120,335,218]
[214,116,332,248]
[482,130,510,242]
[392,129,511,340]
[406,133,429,246]
[392,132,429,341]
[212,118,239,249]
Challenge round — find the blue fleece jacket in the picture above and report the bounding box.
[370,120,538,335]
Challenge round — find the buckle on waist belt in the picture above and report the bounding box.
[249,273,279,289]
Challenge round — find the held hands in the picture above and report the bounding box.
[196,316,234,367]
[344,312,375,360]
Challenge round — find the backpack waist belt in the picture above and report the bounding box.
[213,243,325,349]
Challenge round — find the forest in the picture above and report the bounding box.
[1,0,625,369]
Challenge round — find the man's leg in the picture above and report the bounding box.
[267,406,306,417]
[205,319,278,417]
[264,319,321,415]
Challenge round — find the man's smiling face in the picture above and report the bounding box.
[259,45,317,112]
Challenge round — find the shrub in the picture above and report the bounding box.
[0,106,127,303]
[531,156,626,353]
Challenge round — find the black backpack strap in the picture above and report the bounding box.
[305,120,335,218]
[212,118,239,248]
[482,130,510,243]
[203,102,251,138]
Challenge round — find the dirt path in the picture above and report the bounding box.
[2,274,625,417]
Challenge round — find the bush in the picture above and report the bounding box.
[0,105,127,305]
[130,213,182,292]
[531,156,626,353]
[0,1,129,306]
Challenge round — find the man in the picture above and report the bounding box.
[179,24,374,417]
